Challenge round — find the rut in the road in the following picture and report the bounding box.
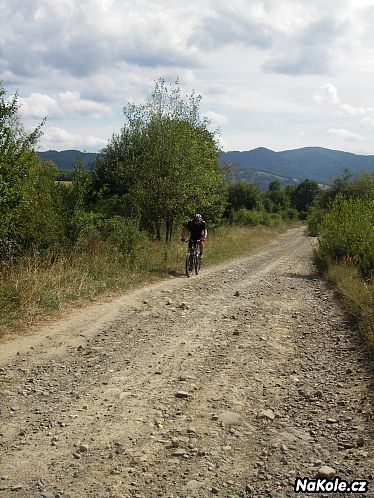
[0,227,373,498]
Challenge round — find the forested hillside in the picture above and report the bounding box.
[222,147,374,185]
[38,150,97,170]
[38,146,374,189]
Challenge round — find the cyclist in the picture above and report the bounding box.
[181,213,207,258]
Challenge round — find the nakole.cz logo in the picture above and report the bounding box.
[294,476,369,494]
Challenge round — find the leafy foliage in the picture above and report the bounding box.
[308,171,374,236]
[264,179,290,214]
[226,181,262,213]
[93,79,227,240]
[0,84,64,258]
[290,179,320,213]
[315,194,374,279]
[227,176,316,225]
[231,208,283,227]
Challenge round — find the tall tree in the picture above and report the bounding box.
[264,179,289,213]
[291,179,320,212]
[0,84,62,258]
[94,79,227,240]
[226,181,262,213]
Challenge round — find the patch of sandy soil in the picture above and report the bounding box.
[0,227,373,498]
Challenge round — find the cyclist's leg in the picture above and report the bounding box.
[198,240,204,257]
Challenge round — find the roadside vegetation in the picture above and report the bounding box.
[308,170,374,358]
[0,80,318,335]
[0,224,290,335]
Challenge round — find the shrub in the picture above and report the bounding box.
[231,209,284,228]
[231,209,263,226]
[262,212,283,227]
[226,181,262,213]
[307,205,326,236]
[69,210,104,250]
[101,216,147,260]
[316,195,374,279]
[280,207,299,221]
[0,85,66,259]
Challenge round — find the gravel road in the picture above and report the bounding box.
[0,227,373,498]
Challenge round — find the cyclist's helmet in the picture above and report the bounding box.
[192,213,203,222]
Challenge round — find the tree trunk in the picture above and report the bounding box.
[164,217,173,242]
[156,220,161,240]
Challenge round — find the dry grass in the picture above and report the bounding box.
[0,223,292,337]
[0,246,149,336]
[325,263,374,361]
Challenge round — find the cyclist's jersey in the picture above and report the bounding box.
[185,219,206,240]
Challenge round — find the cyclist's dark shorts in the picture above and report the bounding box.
[188,238,200,250]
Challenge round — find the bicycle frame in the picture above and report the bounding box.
[185,240,201,277]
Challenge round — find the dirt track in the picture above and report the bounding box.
[0,227,373,498]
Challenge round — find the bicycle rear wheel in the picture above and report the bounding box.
[185,252,194,277]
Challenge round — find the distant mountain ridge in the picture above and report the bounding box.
[38,146,374,187]
[221,147,374,186]
[38,150,97,170]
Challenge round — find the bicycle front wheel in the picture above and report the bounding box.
[194,253,201,275]
[185,252,194,277]
[195,256,202,275]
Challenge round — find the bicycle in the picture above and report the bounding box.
[185,239,202,277]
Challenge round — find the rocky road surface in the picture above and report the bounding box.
[0,227,373,498]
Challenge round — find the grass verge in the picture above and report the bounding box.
[0,223,295,337]
[323,263,374,362]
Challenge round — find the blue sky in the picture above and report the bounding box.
[2,0,374,154]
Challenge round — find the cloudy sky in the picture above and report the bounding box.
[2,0,374,154]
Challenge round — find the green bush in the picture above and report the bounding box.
[226,181,263,214]
[0,85,67,258]
[307,205,326,236]
[231,208,263,226]
[262,212,283,227]
[231,209,283,228]
[316,195,374,279]
[68,211,147,264]
[69,210,104,249]
[101,216,147,259]
[280,207,300,221]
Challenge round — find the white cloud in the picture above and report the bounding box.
[58,92,111,117]
[41,126,107,150]
[314,83,340,104]
[327,128,365,142]
[18,91,111,120]
[19,93,61,119]
[314,82,374,147]
[2,0,374,154]
[203,111,229,127]
[339,103,365,116]
[361,116,374,128]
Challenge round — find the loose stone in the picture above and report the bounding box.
[257,409,276,421]
[217,411,242,426]
[318,466,336,479]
